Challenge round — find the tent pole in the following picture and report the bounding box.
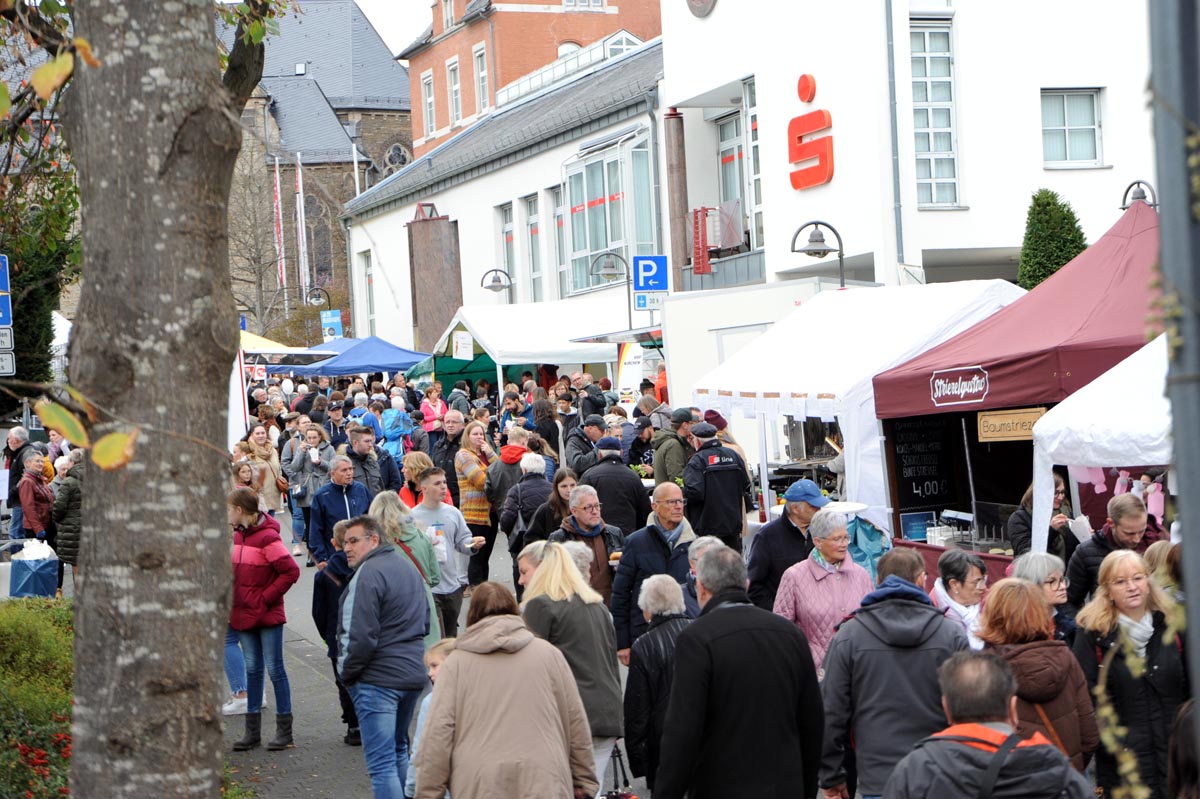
[496,363,505,397]
[961,418,978,544]
[758,409,773,509]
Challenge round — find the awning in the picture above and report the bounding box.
[571,325,663,348]
[291,336,430,376]
[240,330,337,366]
[432,296,621,365]
[873,201,1161,418]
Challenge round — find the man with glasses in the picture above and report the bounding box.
[1066,492,1165,611]
[682,423,753,551]
[337,515,429,798]
[548,484,625,605]
[610,483,697,664]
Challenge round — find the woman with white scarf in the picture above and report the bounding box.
[1072,550,1187,799]
[930,548,987,650]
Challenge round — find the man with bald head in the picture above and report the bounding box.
[610,482,697,665]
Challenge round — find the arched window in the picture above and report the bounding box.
[557,42,581,58]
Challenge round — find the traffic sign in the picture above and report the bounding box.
[0,255,10,327]
[0,352,15,377]
[0,328,12,350]
[632,255,668,292]
[634,293,664,311]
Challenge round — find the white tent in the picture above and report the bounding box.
[431,295,621,367]
[1030,334,1171,546]
[690,280,1025,532]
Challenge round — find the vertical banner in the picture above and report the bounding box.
[295,152,311,295]
[321,309,344,342]
[273,156,288,315]
[228,349,250,452]
[616,342,644,416]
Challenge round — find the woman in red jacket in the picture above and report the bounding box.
[18,451,62,588]
[228,486,300,753]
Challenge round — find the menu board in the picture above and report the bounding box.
[892,416,957,512]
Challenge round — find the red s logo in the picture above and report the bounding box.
[788,74,834,190]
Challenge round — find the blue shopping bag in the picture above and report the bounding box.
[9,556,58,598]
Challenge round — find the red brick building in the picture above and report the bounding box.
[403,0,660,157]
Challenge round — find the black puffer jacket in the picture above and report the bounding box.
[1071,611,1188,798]
[1006,507,1067,560]
[500,472,552,554]
[624,613,692,789]
[51,462,83,566]
[563,426,598,476]
[431,431,462,506]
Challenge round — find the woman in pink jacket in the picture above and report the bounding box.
[773,508,873,678]
[420,385,448,451]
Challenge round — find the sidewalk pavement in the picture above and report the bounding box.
[225,513,648,797]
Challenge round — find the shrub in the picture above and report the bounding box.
[1017,188,1087,290]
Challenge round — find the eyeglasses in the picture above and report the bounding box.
[1109,573,1149,590]
[823,535,851,546]
[1043,575,1070,589]
[1054,489,1067,496]
[575,503,602,513]
[656,499,686,507]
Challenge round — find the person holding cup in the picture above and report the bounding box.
[289,426,335,564]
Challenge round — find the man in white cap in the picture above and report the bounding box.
[746,479,829,610]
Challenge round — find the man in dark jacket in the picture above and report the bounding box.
[579,436,652,537]
[337,515,429,794]
[682,423,752,550]
[747,479,827,609]
[1066,492,1164,610]
[311,522,359,745]
[577,374,607,417]
[625,416,655,467]
[345,427,402,500]
[655,546,824,799]
[884,651,1093,799]
[611,482,695,660]
[820,548,968,799]
[431,410,464,506]
[564,414,605,476]
[624,574,692,792]
[651,409,694,486]
[5,426,33,542]
[308,457,372,566]
[323,400,349,450]
[445,381,472,416]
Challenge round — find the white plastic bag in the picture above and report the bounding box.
[1069,516,1093,544]
[12,539,55,561]
[425,524,449,566]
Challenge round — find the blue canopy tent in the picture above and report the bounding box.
[299,337,360,357]
[291,336,430,376]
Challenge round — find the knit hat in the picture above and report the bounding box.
[703,410,728,431]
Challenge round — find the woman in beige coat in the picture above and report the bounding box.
[414,582,598,799]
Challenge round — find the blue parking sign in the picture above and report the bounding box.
[632,255,668,292]
[0,255,11,327]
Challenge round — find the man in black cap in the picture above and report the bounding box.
[683,422,753,550]
[631,379,658,419]
[580,435,652,537]
[652,408,695,487]
[564,413,606,476]
[323,400,349,450]
[625,416,655,467]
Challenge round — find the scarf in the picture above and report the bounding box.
[566,516,606,539]
[247,439,275,463]
[931,578,984,650]
[809,546,841,574]
[1118,612,1154,657]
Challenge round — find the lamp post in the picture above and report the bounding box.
[306,287,332,310]
[481,268,514,303]
[589,250,632,330]
[791,220,845,288]
[1120,180,1158,209]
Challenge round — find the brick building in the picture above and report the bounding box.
[403,0,660,157]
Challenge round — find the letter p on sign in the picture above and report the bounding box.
[633,255,668,292]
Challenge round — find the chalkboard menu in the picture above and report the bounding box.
[892,416,957,512]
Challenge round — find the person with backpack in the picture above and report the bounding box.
[498,452,552,601]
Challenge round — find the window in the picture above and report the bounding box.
[361,251,376,336]
[717,115,744,206]
[553,186,568,299]
[564,0,603,7]
[744,79,764,249]
[474,46,489,114]
[500,204,514,301]
[563,135,656,294]
[526,197,543,301]
[911,26,958,206]
[442,0,454,30]
[421,72,435,137]
[1041,90,1101,165]
[383,143,410,175]
[558,42,581,57]
[604,32,641,58]
[446,60,462,126]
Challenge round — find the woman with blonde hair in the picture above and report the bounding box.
[1072,550,1187,798]
[455,420,495,590]
[400,451,450,508]
[522,541,623,788]
[978,578,1098,772]
[368,491,442,648]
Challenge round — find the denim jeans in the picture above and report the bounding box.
[348,681,421,799]
[7,504,22,553]
[237,624,291,714]
[289,500,306,546]
[224,625,246,695]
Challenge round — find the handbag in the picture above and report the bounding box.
[290,482,308,500]
[395,538,430,586]
[268,462,288,494]
[602,744,638,799]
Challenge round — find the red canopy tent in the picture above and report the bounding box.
[874,200,1160,418]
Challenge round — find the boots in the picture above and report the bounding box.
[233,712,262,751]
[343,725,361,746]
[267,712,294,751]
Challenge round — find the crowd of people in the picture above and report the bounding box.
[4,362,1193,799]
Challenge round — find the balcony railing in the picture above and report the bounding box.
[681,249,766,292]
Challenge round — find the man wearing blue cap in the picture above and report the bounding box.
[747,478,828,610]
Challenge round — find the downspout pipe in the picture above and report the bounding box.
[647,84,664,263]
[885,0,906,276]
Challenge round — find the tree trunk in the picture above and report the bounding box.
[63,2,241,795]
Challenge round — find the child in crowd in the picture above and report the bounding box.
[405,638,456,799]
[232,460,268,513]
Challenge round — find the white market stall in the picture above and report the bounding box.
[690,280,1025,533]
[421,295,624,390]
[1030,334,1171,546]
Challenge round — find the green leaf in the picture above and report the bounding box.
[34,399,90,447]
[0,84,9,119]
[91,429,139,471]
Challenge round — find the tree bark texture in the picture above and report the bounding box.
[63,2,241,796]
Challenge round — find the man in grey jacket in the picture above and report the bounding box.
[819,548,969,799]
[338,515,429,798]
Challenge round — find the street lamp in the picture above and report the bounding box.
[306,287,332,310]
[589,250,632,331]
[791,220,845,288]
[481,268,514,303]
[1120,180,1158,209]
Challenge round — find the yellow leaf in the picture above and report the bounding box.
[0,84,9,120]
[34,399,90,448]
[73,37,101,69]
[91,428,139,471]
[30,53,74,101]
[64,385,99,423]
